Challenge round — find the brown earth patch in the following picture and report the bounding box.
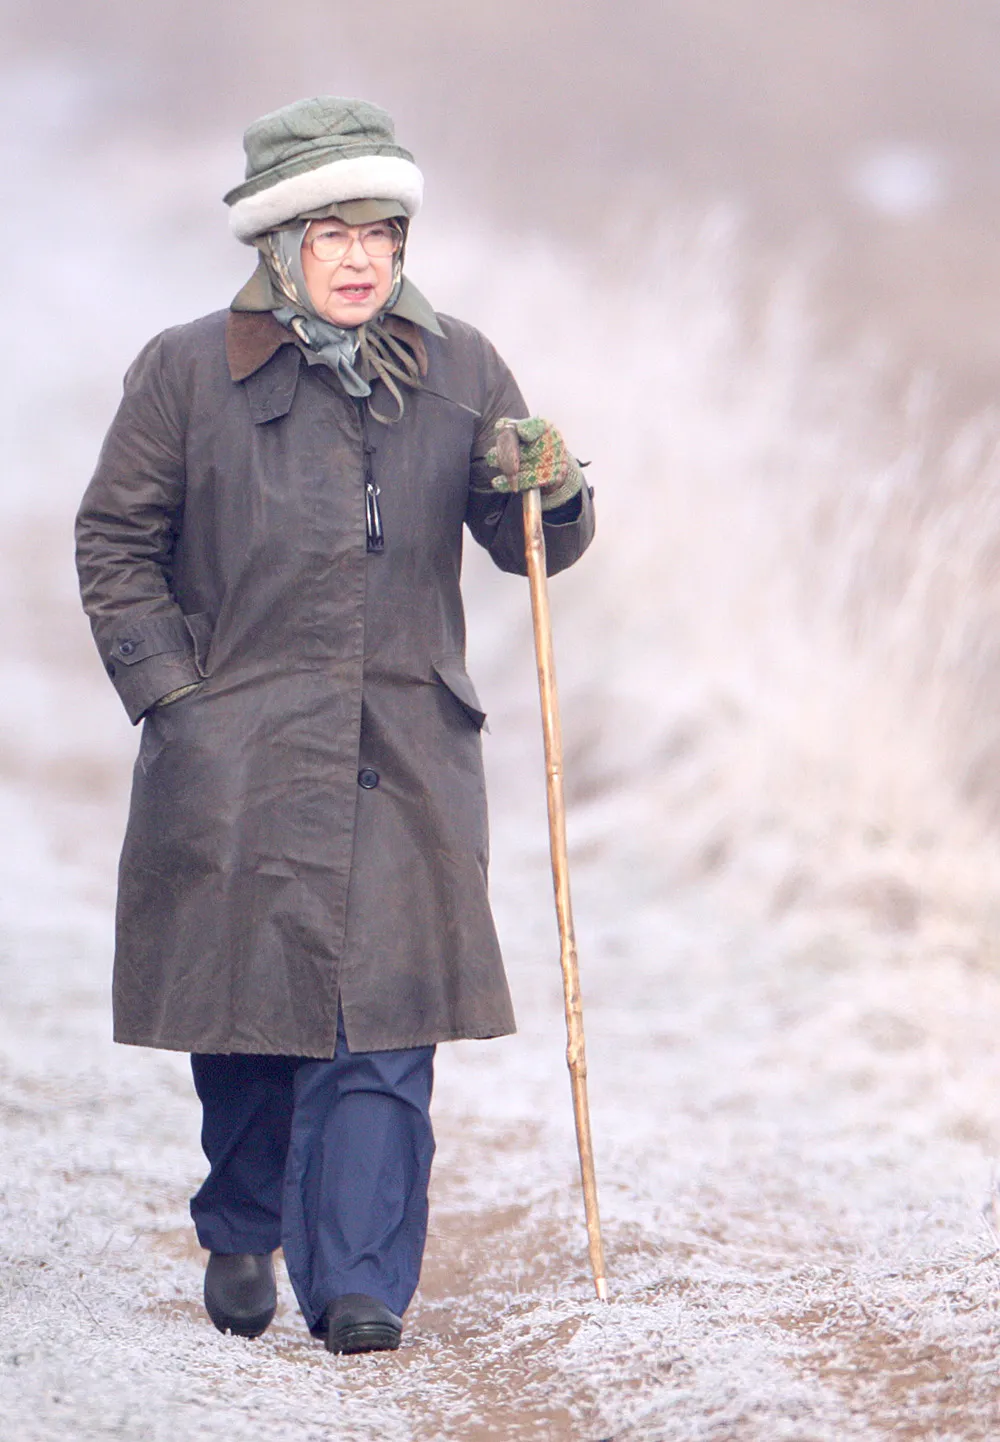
[144,1206,608,1438]
[776,1295,1000,1440]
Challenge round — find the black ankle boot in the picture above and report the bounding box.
[204,1252,277,1338]
[324,1293,402,1354]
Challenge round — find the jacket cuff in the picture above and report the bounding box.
[541,489,584,524]
[538,482,595,574]
[99,611,203,724]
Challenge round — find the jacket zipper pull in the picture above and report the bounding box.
[359,410,385,554]
[366,478,384,553]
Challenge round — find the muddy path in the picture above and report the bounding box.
[4,753,1000,1439]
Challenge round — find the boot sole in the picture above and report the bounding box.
[326,1322,401,1355]
[205,1302,276,1339]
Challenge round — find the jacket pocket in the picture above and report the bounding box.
[183,612,214,676]
[432,656,487,730]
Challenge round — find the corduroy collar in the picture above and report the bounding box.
[226,310,294,382]
[226,307,431,383]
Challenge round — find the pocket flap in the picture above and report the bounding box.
[432,657,487,728]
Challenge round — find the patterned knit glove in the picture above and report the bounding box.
[484,417,585,511]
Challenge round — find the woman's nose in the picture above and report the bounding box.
[342,234,371,267]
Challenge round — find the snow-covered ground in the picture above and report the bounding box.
[6,767,1000,1441]
[4,101,1000,1440]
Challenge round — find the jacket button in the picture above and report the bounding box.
[118,639,136,656]
[106,661,117,678]
[358,768,380,790]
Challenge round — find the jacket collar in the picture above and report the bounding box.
[226,309,295,382]
[226,307,430,384]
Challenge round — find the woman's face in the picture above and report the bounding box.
[300,218,399,327]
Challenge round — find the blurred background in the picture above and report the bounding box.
[5,0,1000,944]
[6,5,1000,1436]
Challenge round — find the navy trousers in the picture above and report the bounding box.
[189,1014,435,1330]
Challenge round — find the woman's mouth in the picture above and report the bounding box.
[336,285,374,302]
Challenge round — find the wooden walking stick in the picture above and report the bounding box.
[496,422,608,1302]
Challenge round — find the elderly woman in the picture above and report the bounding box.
[75,97,594,1355]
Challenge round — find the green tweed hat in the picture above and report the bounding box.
[224,96,423,243]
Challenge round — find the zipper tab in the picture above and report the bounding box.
[359,404,385,554]
[366,479,384,553]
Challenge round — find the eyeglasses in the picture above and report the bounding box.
[306,221,403,263]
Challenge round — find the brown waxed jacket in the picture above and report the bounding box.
[75,307,595,1055]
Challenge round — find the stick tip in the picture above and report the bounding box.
[595,1277,609,1302]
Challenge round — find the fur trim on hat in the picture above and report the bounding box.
[229,155,424,242]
